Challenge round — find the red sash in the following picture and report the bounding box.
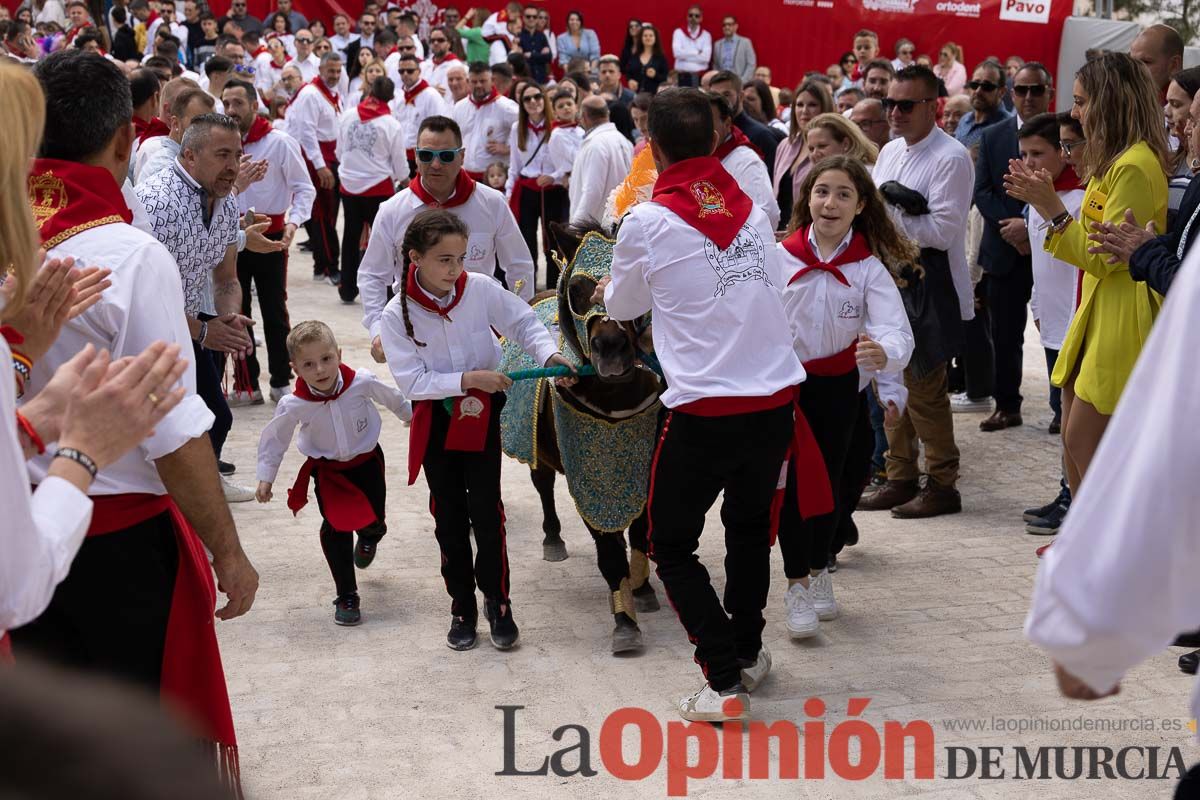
[803,342,858,376]
[470,87,501,108]
[242,114,274,146]
[509,175,544,216]
[713,125,762,161]
[356,96,391,122]
[343,178,396,198]
[651,156,752,250]
[787,390,835,519]
[432,52,460,68]
[404,79,430,105]
[288,448,383,531]
[410,170,476,208]
[408,391,493,484]
[782,227,873,288]
[137,116,170,146]
[88,494,240,787]
[29,159,134,249]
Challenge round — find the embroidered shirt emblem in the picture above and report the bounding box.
[690,180,732,219]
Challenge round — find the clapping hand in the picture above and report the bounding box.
[1087,208,1156,265]
[235,155,268,194]
[1003,159,1065,221]
[0,252,112,362]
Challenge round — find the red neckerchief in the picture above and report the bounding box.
[713,125,762,161]
[242,114,274,145]
[65,24,86,43]
[137,116,170,145]
[651,156,752,250]
[781,227,873,288]
[528,119,547,136]
[29,158,134,249]
[406,267,468,317]
[386,46,398,57]
[307,77,341,112]
[470,87,500,108]
[250,45,267,58]
[144,10,159,26]
[555,121,578,129]
[404,78,430,105]
[432,52,459,67]
[683,24,703,41]
[293,363,357,402]
[133,115,151,139]
[850,64,863,82]
[1053,166,1083,193]
[409,170,476,208]
[357,96,391,122]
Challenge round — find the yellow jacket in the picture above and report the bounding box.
[1047,141,1166,414]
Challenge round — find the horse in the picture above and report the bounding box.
[499,221,664,655]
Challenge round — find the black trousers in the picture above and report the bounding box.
[313,447,388,598]
[949,278,994,399]
[986,260,1033,413]
[192,339,231,458]
[515,184,568,290]
[778,370,860,578]
[10,514,178,695]
[423,395,509,620]
[1044,346,1062,420]
[339,192,387,302]
[832,389,874,554]
[236,233,292,391]
[305,162,341,275]
[646,402,793,692]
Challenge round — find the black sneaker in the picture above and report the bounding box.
[1026,503,1068,535]
[447,615,478,651]
[354,533,381,569]
[827,552,838,573]
[1022,485,1070,522]
[484,599,520,650]
[327,269,342,287]
[333,594,361,626]
[217,460,236,475]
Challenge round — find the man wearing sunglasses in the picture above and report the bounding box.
[394,52,449,178]
[859,65,974,519]
[954,61,1011,150]
[451,61,518,181]
[217,0,262,36]
[421,24,461,97]
[672,5,711,88]
[359,115,535,362]
[293,29,319,83]
[970,62,1055,434]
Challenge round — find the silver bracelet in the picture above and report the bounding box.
[55,447,98,479]
[198,320,209,346]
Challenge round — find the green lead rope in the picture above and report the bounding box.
[441,365,599,413]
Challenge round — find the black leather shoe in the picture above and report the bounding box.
[1180,649,1199,675]
[447,615,478,651]
[485,599,520,650]
[1174,630,1200,648]
[980,409,1023,432]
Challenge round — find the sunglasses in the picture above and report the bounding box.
[688,13,701,19]
[1013,84,1048,97]
[522,95,543,103]
[430,36,447,43]
[295,37,313,43]
[233,64,256,74]
[843,57,857,64]
[400,44,415,50]
[881,97,935,113]
[966,80,1000,92]
[900,48,914,55]
[415,147,463,163]
[399,67,419,74]
[1061,138,1086,155]
[523,13,537,19]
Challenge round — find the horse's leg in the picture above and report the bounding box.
[586,522,643,654]
[531,465,568,562]
[626,509,660,613]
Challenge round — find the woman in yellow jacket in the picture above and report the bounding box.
[1007,52,1170,493]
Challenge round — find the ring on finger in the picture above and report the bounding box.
[148,391,160,405]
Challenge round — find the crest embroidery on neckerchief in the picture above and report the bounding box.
[690,180,732,219]
[29,172,68,226]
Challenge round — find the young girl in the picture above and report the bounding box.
[775,156,915,638]
[484,161,508,192]
[379,209,573,652]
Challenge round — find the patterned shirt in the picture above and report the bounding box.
[136,160,240,318]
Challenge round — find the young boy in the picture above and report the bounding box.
[256,321,412,626]
[547,90,582,191]
[851,30,879,82]
[1017,112,1084,537]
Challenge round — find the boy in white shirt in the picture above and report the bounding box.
[255,321,412,626]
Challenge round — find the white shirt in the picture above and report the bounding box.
[721,142,780,230]
[143,15,165,56]
[256,368,412,483]
[569,122,633,226]
[546,125,583,184]
[0,335,92,633]
[420,54,461,96]
[504,123,553,197]
[1028,188,1085,350]
[21,222,214,496]
[394,82,449,152]
[121,179,153,234]
[380,271,559,400]
[489,35,512,66]
[873,126,975,320]
[604,193,804,408]
[132,136,178,184]
[671,26,712,73]
[777,227,913,373]
[359,181,535,338]
[237,126,316,227]
[452,94,519,173]
[287,81,342,169]
[294,52,320,83]
[335,108,408,195]
[330,33,359,54]
[252,49,275,91]
[1025,241,1200,725]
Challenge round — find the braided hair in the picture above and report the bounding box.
[398,208,471,348]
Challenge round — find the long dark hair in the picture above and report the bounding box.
[637,24,665,61]
[790,156,920,283]
[744,78,777,124]
[516,82,550,150]
[398,209,471,348]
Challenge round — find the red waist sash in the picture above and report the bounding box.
[673,386,792,417]
[287,447,383,531]
[407,390,493,485]
[803,342,858,377]
[508,175,545,216]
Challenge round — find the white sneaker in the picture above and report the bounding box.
[226,389,263,407]
[221,475,256,503]
[809,569,839,621]
[677,682,750,722]
[785,582,820,639]
[739,646,772,693]
[949,392,993,413]
[269,385,292,403]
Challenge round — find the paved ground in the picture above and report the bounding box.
[216,245,1197,799]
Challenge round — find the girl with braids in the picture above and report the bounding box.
[774,156,916,639]
[379,209,574,652]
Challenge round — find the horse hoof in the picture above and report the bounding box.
[612,615,643,654]
[632,583,661,613]
[543,540,568,562]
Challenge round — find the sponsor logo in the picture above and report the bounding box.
[999,0,1051,24]
[937,0,981,16]
[861,0,920,13]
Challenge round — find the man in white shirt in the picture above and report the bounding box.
[598,87,803,723]
[287,51,344,284]
[707,92,779,229]
[222,78,316,405]
[359,115,535,361]
[329,13,358,56]
[394,52,449,175]
[858,65,974,519]
[421,24,462,97]
[13,52,257,787]
[134,82,214,183]
[671,5,712,88]
[446,63,469,104]
[569,96,632,227]
[292,29,319,82]
[452,61,518,181]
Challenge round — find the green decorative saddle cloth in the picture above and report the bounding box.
[499,295,559,468]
